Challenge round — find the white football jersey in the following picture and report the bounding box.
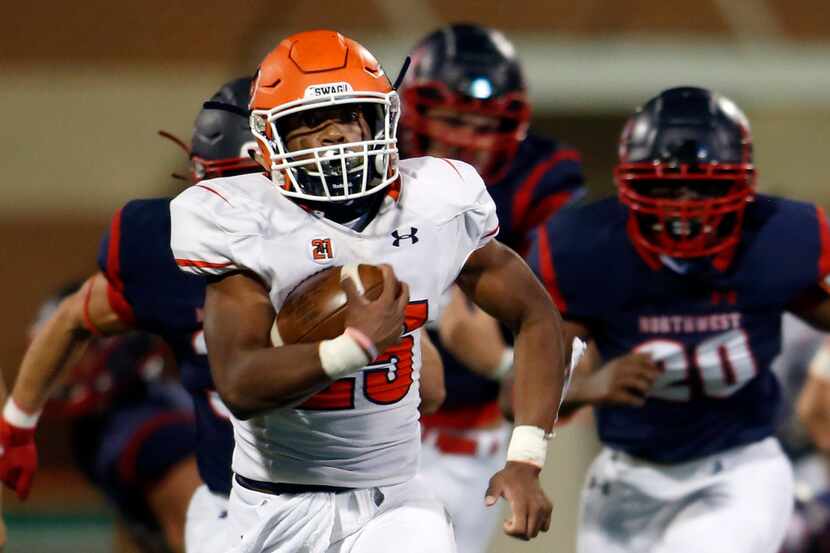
[170,157,499,488]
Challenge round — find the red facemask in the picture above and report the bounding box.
[400,81,530,184]
[615,162,756,259]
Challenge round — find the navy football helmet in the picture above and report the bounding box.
[398,23,530,182]
[615,86,756,259]
[161,77,261,183]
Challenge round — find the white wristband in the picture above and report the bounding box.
[810,345,830,382]
[3,399,41,429]
[492,348,514,381]
[319,332,371,379]
[506,425,550,469]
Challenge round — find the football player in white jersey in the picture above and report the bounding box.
[169,30,571,553]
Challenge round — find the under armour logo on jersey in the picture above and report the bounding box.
[391,227,418,247]
[311,238,334,263]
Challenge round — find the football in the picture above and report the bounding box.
[272,264,385,345]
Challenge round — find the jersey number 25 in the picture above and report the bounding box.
[298,301,429,410]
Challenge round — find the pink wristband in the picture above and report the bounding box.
[344,327,379,361]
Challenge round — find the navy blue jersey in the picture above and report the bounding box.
[528,194,830,462]
[427,132,585,416]
[97,198,234,494]
[487,133,584,255]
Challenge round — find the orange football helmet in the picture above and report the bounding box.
[249,30,400,202]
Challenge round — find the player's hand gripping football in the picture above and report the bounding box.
[0,414,38,501]
[484,461,552,540]
[342,264,410,353]
[589,352,661,407]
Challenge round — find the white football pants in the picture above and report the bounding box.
[185,484,232,553]
[225,474,456,553]
[577,437,794,553]
[418,423,510,553]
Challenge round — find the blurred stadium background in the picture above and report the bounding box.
[2,1,829,551]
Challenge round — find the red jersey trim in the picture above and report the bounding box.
[81,278,104,336]
[816,207,830,287]
[535,225,568,312]
[512,149,581,232]
[521,190,574,233]
[482,225,500,239]
[106,208,125,291]
[100,208,137,326]
[105,282,136,325]
[196,184,232,206]
[439,158,464,181]
[175,259,235,269]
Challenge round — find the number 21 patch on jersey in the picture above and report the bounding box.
[310,238,334,263]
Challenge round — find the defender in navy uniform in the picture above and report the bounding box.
[398,23,584,553]
[528,86,830,553]
[34,284,197,553]
[0,77,261,553]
